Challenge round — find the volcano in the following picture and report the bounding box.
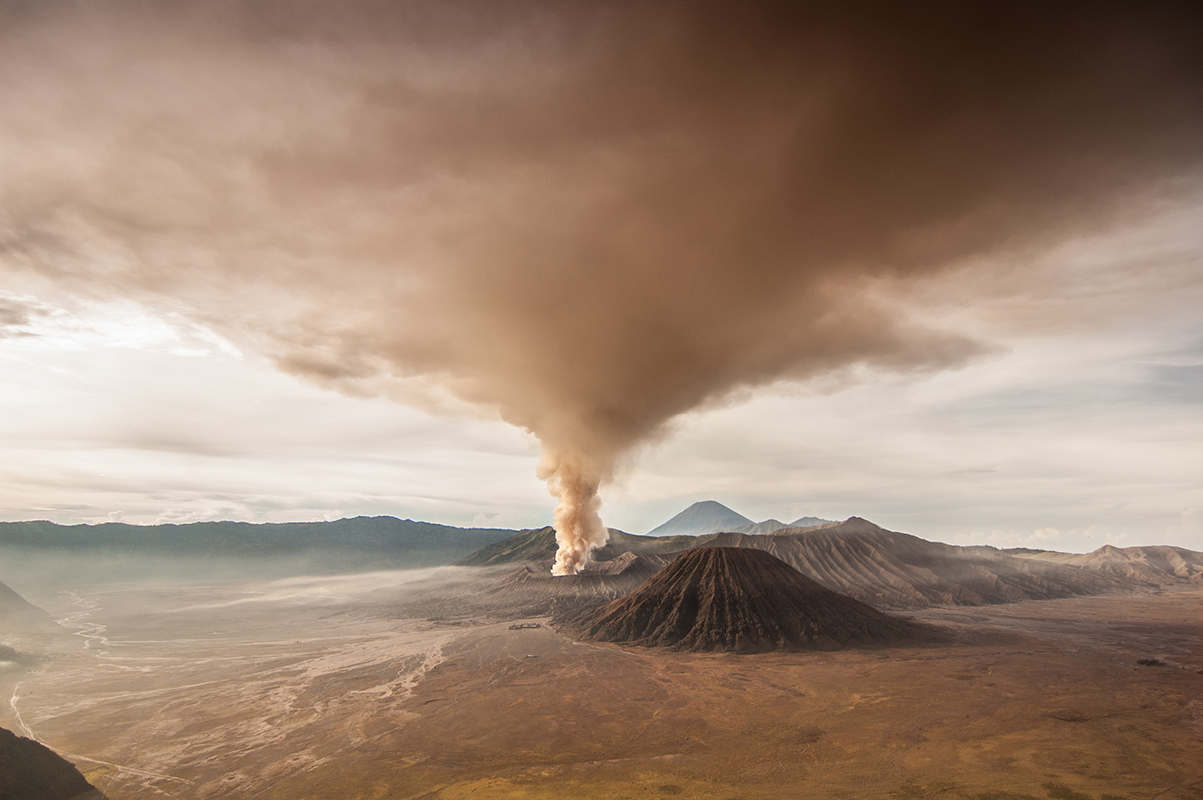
[568,547,922,652]
[647,500,753,536]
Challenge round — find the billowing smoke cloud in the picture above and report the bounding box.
[1,2,1200,571]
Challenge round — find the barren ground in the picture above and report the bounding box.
[2,573,1200,800]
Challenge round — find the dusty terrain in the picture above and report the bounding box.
[1,571,1200,799]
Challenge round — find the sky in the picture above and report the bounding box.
[1,1,1201,553]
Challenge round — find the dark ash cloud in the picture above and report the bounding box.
[2,1,1201,568]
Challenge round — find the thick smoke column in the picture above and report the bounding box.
[538,450,607,575]
[1,2,1201,571]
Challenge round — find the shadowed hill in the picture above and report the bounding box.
[565,547,922,652]
[464,517,1138,609]
[0,581,57,634]
[0,727,106,799]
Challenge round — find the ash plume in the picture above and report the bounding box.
[1,2,1201,571]
[539,450,607,575]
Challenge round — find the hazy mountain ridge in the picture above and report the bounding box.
[740,518,789,535]
[460,516,1187,609]
[5,510,1194,612]
[787,516,832,529]
[0,516,513,566]
[1006,544,1203,584]
[0,516,519,588]
[646,500,834,536]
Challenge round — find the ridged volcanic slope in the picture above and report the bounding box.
[570,547,919,652]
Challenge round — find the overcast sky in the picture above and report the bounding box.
[2,2,1200,552]
[4,212,1200,552]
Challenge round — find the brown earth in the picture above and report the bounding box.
[275,587,1203,800]
[5,575,1201,800]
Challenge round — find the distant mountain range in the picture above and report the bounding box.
[1006,544,1203,585]
[0,517,516,583]
[5,508,1197,614]
[458,516,1194,609]
[646,500,832,536]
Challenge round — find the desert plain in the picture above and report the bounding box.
[2,568,1199,800]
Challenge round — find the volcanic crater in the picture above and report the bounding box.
[564,546,926,652]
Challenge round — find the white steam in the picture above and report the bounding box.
[538,450,609,575]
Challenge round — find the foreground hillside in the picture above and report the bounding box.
[460,517,1182,609]
[0,727,105,800]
